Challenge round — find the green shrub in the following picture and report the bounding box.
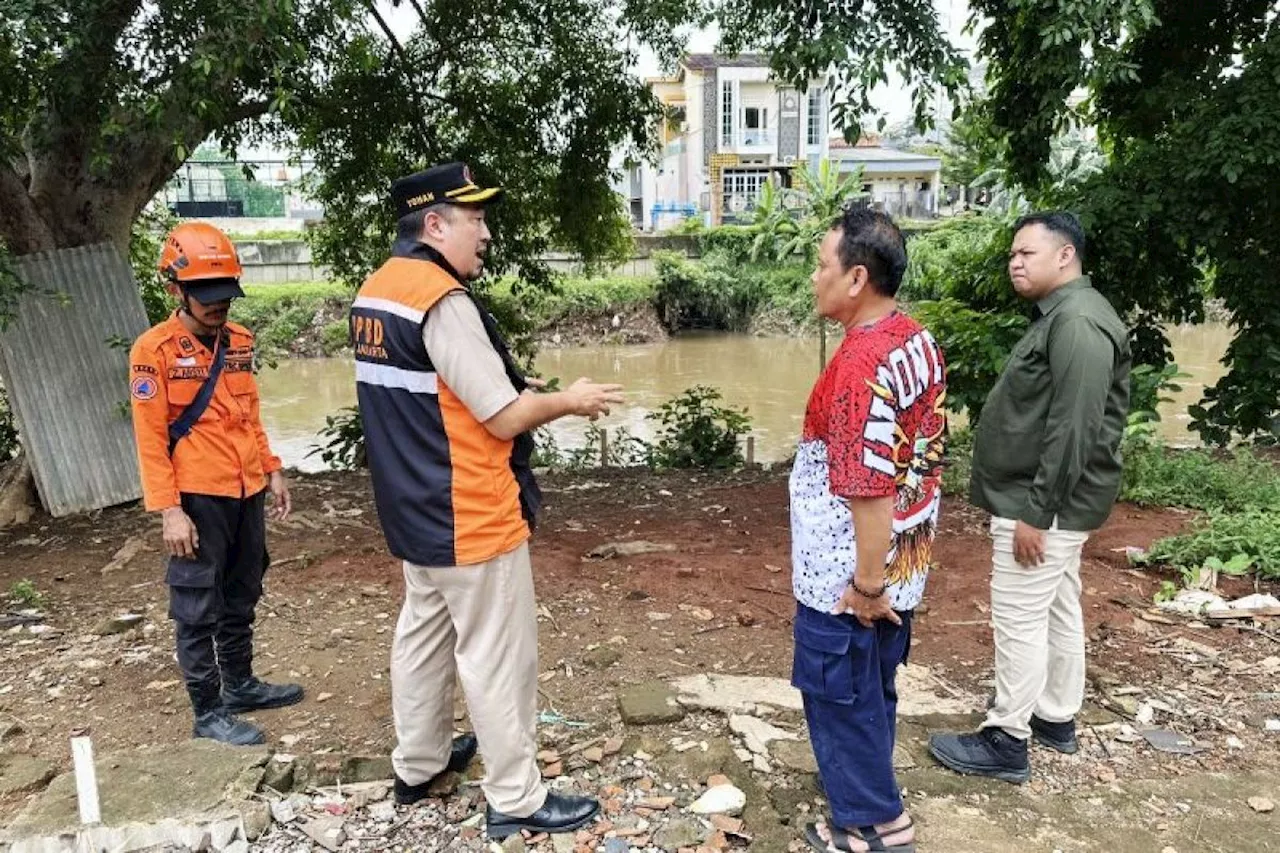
[8,579,43,607]
[1140,509,1280,580]
[699,225,758,264]
[654,250,769,332]
[310,406,365,470]
[320,320,351,356]
[941,427,973,497]
[901,214,1014,310]
[910,299,1028,422]
[0,385,18,461]
[647,385,751,469]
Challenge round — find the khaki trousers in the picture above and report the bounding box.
[390,541,546,817]
[982,517,1092,741]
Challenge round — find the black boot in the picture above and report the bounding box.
[221,674,305,714]
[189,682,264,746]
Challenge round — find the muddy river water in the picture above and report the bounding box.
[257,324,1234,472]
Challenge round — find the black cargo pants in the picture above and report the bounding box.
[166,490,269,708]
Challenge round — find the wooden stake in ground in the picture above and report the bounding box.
[71,735,101,825]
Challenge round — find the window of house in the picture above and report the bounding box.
[807,89,823,147]
[721,80,734,148]
[722,170,770,204]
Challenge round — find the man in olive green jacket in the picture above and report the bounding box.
[930,211,1131,783]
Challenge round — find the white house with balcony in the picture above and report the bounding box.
[622,54,831,230]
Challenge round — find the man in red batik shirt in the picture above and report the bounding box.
[790,207,947,853]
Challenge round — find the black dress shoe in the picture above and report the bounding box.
[394,734,479,805]
[486,791,600,839]
[221,676,305,714]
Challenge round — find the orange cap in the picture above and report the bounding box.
[157,222,244,283]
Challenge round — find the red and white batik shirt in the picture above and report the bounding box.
[790,311,948,613]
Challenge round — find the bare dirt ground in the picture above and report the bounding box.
[1,468,1278,851]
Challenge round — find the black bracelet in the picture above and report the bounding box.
[850,578,886,599]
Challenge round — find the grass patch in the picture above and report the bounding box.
[487,275,657,326]
[232,281,351,357]
[1120,444,1280,512]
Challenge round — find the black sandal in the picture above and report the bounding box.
[804,818,917,853]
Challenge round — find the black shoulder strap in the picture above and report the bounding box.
[168,334,227,456]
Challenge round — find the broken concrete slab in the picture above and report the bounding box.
[728,714,797,755]
[0,754,56,797]
[671,674,803,715]
[618,682,685,725]
[769,739,818,774]
[672,665,974,720]
[4,740,268,841]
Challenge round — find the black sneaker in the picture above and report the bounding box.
[194,708,265,746]
[984,694,1079,755]
[1030,716,1078,754]
[486,791,600,839]
[221,676,305,714]
[928,727,1030,784]
[394,734,479,805]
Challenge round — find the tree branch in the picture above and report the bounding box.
[363,1,436,143]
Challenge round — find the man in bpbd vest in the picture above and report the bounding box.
[130,222,304,746]
[353,162,624,838]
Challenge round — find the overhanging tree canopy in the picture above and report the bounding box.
[970,0,1280,443]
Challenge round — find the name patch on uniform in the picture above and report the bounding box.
[131,376,158,400]
[169,367,209,381]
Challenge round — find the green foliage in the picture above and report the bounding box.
[315,386,750,474]
[751,160,863,266]
[719,0,966,138]
[941,427,972,497]
[488,275,658,327]
[900,215,1029,423]
[224,230,310,243]
[900,215,1017,309]
[8,579,43,608]
[647,386,751,470]
[699,226,758,264]
[1141,510,1280,581]
[0,385,18,461]
[289,0,686,302]
[653,251,770,333]
[309,406,365,471]
[320,320,351,356]
[1119,446,1280,514]
[128,203,179,325]
[971,0,1280,444]
[910,301,1027,423]
[231,281,351,358]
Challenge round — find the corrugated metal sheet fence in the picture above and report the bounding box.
[0,243,150,516]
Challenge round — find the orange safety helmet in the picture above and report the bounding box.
[157,221,244,283]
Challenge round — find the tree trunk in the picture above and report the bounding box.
[0,450,37,529]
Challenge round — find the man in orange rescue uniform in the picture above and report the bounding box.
[129,222,303,746]
[353,163,623,839]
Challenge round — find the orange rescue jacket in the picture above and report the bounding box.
[129,312,282,511]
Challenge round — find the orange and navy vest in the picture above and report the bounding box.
[351,240,541,567]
